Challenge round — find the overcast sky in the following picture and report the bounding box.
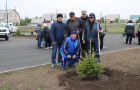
[0,0,140,19]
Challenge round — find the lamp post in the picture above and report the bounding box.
[105,16,106,31]
[6,0,8,26]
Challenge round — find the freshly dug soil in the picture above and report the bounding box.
[58,68,140,90]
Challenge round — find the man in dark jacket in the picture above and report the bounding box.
[50,14,65,67]
[125,20,135,44]
[79,10,89,24]
[65,12,84,58]
[60,31,79,70]
[82,13,101,62]
[79,10,89,57]
[43,23,51,49]
[35,23,43,48]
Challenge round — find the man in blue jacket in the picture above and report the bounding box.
[60,31,79,70]
[35,23,43,48]
[50,14,65,67]
[82,13,101,62]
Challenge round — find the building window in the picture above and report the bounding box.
[15,15,16,18]
[10,15,12,17]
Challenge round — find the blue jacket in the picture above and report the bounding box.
[50,21,65,42]
[35,23,43,36]
[83,21,102,42]
[60,36,79,56]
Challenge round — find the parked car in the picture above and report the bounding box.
[0,24,10,40]
[9,25,18,33]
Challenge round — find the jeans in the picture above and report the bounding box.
[87,42,100,62]
[37,35,42,48]
[61,53,78,68]
[51,41,62,64]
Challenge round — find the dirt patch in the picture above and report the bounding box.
[58,68,140,90]
[0,48,140,90]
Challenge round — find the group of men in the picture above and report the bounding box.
[36,10,104,70]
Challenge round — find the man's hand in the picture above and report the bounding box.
[76,30,80,34]
[67,55,71,59]
[97,30,100,33]
[83,40,86,44]
[52,42,55,45]
[72,55,76,59]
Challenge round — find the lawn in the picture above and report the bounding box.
[17,24,139,34]
[0,47,140,90]
[102,24,138,33]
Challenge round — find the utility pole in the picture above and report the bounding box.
[105,16,107,31]
[6,0,8,26]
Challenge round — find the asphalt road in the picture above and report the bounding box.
[0,34,139,73]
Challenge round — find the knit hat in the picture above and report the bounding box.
[43,23,47,27]
[129,20,133,23]
[57,14,63,18]
[71,30,77,35]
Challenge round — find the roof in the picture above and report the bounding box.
[31,13,67,23]
[105,14,120,21]
[31,18,42,23]
[0,9,20,19]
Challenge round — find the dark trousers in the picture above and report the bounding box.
[126,34,133,44]
[100,36,104,49]
[45,38,51,48]
[138,32,140,44]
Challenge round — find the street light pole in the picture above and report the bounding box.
[6,0,8,26]
[105,16,106,31]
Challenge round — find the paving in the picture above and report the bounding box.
[0,34,139,73]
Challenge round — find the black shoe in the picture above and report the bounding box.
[137,43,140,45]
[129,43,131,44]
[125,43,127,44]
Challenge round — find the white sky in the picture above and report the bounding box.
[0,0,140,19]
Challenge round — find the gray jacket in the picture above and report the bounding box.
[35,23,43,36]
[64,17,84,38]
[125,23,135,34]
[137,23,140,32]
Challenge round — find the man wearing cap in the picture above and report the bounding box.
[79,10,89,24]
[82,13,102,62]
[65,12,84,58]
[79,10,89,57]
[60,30,79,70]
[50,14,65,67]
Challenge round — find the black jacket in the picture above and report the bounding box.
[125,23,135,34]
[43,27,50,40]
[79,16,89,24]
[65,17,84,38]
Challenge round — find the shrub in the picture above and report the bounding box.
[30,31,34,35]
[15,30,21,35]
[76,53,104,78]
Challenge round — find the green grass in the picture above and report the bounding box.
[0,85,11,90]
[18,26,36,32]
[102,24,138,33]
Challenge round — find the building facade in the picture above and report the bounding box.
[0,9,20,25]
